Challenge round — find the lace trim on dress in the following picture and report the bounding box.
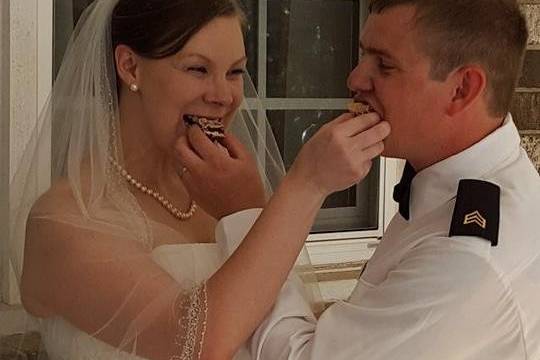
[170,282,208,360]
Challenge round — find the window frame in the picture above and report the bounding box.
[250,1,401,247]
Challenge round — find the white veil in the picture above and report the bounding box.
[9,0,320,358]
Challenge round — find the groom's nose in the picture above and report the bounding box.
[347,59,374,93]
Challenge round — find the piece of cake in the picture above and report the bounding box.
[348,100,373,115]
[184,115,225,143]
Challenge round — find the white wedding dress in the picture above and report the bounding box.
[39,240,252,360]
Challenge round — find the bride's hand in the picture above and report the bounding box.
[288,112,390,198]
[174,125,267,219]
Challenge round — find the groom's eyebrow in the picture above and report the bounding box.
[359,41,399,63]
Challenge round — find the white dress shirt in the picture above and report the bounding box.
[219,114,540,360]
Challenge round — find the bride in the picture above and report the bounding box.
[11,0,389,359]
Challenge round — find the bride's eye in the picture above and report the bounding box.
[187,66,208,75]
[228,68,246,77]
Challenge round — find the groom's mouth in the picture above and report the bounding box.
[183,114,225,143]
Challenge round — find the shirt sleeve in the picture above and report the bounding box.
[252,237,525,360]
[215,208,263,258]
[250,272,317,360]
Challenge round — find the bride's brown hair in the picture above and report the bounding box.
[111,0,246,59]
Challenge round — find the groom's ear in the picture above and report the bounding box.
[115,45,140,90]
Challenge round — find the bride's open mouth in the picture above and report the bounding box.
[183,114,225,143]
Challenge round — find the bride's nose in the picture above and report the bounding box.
[204,76,234,106]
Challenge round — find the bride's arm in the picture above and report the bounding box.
[179,113,389,359]
[204,172,325,359]
[21,113,388,360]
[22,206,193,360]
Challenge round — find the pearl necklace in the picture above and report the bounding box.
[108,156,197,221]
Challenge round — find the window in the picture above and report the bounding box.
[242,1,387,237]
[2,0,403,304]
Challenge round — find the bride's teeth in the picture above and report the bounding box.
[183,114,198,125]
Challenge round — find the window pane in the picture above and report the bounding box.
[53,0,94,77]
[239,0,259,89]
[268,110,379,232]
[267,0,360,98]
[56,0,261,86]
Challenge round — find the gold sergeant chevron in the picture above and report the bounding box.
[463,210,487,229]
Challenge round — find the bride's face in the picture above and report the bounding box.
[136,15,246,152]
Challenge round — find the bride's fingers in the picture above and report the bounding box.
[350,121,390,150]
[336,112,382,138]
[332,112,356,125]
[356,141,385,162]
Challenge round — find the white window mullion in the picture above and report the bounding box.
[246,97,350,109]
[257,0,267,98]
[262,98,350,110]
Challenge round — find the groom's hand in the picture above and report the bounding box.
[289,112,390,198]
[173,125,267,219]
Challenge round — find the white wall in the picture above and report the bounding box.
[1,0,11,305]
[0,0,51,336]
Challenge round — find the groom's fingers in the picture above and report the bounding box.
[174,135,203,169]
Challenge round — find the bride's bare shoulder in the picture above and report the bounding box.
[22,179,86,317]
[29,178,82,218]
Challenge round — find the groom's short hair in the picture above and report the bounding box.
[368,0,529,118]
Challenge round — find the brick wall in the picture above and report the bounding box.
[515,0,540,172]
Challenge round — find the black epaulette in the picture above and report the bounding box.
[449,179,500,247]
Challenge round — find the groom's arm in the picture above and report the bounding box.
[249,273,316,360]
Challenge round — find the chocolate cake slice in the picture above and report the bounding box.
[184,115,225,143]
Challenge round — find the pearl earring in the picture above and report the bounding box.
[129,84,139,92]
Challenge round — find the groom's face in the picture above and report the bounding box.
[347,5,449,161]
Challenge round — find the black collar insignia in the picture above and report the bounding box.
[449,179,500,247]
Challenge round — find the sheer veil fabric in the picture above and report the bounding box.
[8,0,321,358]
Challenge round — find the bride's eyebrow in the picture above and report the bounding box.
[231,56,248,67]
[178,53,248,67]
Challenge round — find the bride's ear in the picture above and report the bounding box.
[115,45,140,90]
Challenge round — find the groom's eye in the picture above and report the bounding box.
[377,58,395,73]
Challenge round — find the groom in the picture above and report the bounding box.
[234,1,540,359]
